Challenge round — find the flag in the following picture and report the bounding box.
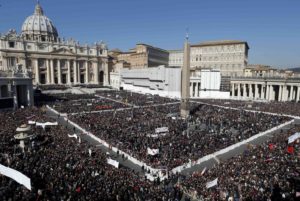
[147,148,159,156]
[206,178,218,189]
[107,158,119,168]
[288,132,300,144]
[269,143,275,150]
[287,146,294,154]
[201,167,207,176]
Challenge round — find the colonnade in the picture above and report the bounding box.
[33,58,107,85]
[190,81,200,98]
[231,82,300,102]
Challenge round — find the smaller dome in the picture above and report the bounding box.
[21,3,58,42]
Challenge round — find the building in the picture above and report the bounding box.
[168,40,249,76]
[168,50,183,67]
[0,65,34,109]
[121,65,181,98]
[244,64,300,78]
[0,3,109,86]
[109,44,169,70]
[231,77,300,102]
[119,65,229,99]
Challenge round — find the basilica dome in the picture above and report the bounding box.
[21,3,58,42]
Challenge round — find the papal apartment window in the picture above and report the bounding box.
[27,45,32,49]
[9,41,15,48]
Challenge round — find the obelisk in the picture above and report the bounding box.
[180,34,190,118]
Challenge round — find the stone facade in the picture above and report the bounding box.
[0,68,33,109]
[109,44,169,70]
[0,3,109,86]
[169,40,249,76]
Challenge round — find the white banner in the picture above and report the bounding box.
[28,120,36,125]
[68,134,78,140]
[0,164,31,191]
[36,122,58,129]
[107,158,119,168]
[147,133,167,138]
[288,132,300,144]
[155,127,169,134]
[206,178,218,189]
[147,148,159,156]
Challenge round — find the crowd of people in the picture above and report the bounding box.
[70,103,290,169]
[96,91,178,106]
[198,99,300,117]
[181,125,300,200]
[50,97,129,114]
[0,107,184,201]
[2,90,299,200]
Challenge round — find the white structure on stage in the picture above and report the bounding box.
[120,66,230,99]
[120,66,181,98]
[190,69,230,99]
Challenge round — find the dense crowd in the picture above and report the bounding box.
[35,93,97,106]
[70,103,290,169]
[96,91,178,106]
[198,99,300,117]
[1,91,300,200]
[182,125,300,201]
[0,107,184,201]
[51,98,129,114]
[37,85,70,91]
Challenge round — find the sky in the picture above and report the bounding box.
[0,0,299,68]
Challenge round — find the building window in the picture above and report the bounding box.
[9,41,15,48]
[0,61,2,66]
[27,45,32,49]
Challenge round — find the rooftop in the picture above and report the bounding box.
[191,40,249,49]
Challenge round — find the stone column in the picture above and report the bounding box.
[297,86,300,102]
[195,82,199,97]
[270,85,275,101]
[34,59,40,84]
[282,85,288,101]
[104,61,109,86]
[254,84,258,99]
[85,61,89,84]
[50,60,55,84]
[73,60,77,84]
[278,85,282,101]
[27,84,33,106]
[190,82,193,98]
[237,83,241,99]
[249,84,253,99]
[46,60,51,84]
[57,60,62,84]
[12,84,18,110]
[67,60,71,84]
[243,84,246,98]
[292,86,296,101]
[266,85,270,100]
[94,62,99,84]
[261,84,265,99]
